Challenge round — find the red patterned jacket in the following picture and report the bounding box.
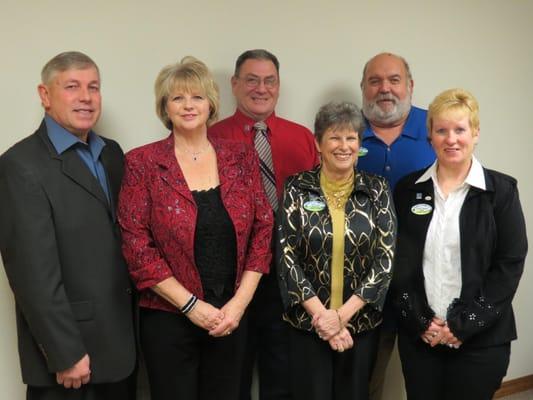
[118,134,273,313]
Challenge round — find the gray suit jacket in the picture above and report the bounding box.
[0,120,136,386]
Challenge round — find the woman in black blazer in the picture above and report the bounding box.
[392,88,527,400]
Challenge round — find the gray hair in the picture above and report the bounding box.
[234,49,280,77]
[360,52,412,88]
[41,51,99,84]
[314,101,365,143]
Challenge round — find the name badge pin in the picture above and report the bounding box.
[411,203,433,215]
[304,200,326,212]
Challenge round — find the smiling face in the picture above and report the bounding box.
[231,58,279,121]
[316,126,360,180]
[165,88,210,134]
[38,67,101,140]
[430,110,479,170]
[361,54,413,126]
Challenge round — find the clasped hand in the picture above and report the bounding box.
[312,309,354,352]
[187,298,245,337]
[312,309,343,341]
[327,327,354,352]
[421,317,462,348]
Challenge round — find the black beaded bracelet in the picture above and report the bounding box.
[181,294,198,314]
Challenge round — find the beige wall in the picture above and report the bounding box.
[1,1,532,398]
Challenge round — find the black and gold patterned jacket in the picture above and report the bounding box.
[276,166,396,334]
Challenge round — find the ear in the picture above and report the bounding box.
[314,137,321,153]
[163,97,171,114]
[230,75,238,94]
[38,84,51,110]
[408,78,414,94]
[473,128,480,144]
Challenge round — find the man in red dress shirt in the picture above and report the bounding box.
[209,49,318,400]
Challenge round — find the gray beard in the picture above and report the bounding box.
[363,95,412,126]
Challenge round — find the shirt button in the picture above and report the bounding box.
[385,166,391,171]
[387,147,391,152]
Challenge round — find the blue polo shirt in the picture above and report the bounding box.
[45,115,111,203]
[357,106,435,190]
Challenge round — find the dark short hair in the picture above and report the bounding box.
[314,101,365,143]
[41,51,99,84]
[234,49,280,76]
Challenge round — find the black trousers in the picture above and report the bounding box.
[398,332,510,400]
[240,273,291,400]
[289,327,378,400]
[27,376,135,400]
[140,307,248,400]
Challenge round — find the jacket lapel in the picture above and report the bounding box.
[155,135,195,204]
[406,178,435,245]
[214,140,239,200]
[37,122,111,211]
[59,150,110,207]
[99,143,123,221]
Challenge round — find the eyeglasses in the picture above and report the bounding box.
[239,76,278,89]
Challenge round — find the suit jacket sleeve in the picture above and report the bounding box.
[0,155,87,373]
[276,180,317,310]
[118,151,174,290]
[446,178,528,341]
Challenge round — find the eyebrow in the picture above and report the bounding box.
[62,79,100,85]
[244,73,277,78]
[368,74,402,80]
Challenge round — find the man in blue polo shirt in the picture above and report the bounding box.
[358,52,435,400]
[358,52,435,190]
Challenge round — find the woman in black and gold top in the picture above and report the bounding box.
[276,101,396,400]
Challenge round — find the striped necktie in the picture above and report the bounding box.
[253,121,278,211]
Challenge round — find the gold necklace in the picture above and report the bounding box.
[324,191,347,209]
[320,171,354,210]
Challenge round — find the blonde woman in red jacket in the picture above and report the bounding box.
[118,57,273,400]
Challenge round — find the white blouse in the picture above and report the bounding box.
[416,157,486,320]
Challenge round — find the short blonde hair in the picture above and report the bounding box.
[427,88,480,133]
[154,56,219,130]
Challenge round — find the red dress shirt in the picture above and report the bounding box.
[208,110,319,197]
[118,135,273,313]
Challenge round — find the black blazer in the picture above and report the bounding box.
[391,165,527,348]
[0,120,136,385]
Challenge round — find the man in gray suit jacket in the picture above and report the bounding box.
[0,51,136,400]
